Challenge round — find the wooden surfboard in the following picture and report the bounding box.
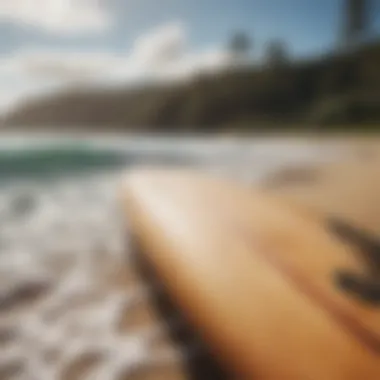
[122,169,380,380]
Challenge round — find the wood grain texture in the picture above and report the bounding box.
[122,169,380,380]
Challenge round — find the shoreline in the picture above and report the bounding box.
[0,136,378,379]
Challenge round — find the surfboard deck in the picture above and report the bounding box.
[122,169,380,380]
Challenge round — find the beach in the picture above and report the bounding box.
[0,134,377,379]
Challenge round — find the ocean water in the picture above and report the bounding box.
[0,135,346,379]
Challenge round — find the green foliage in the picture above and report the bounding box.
[228,31,252,59]
[4,40,380,132]
[310,93,380,127]
[265,40,289,68]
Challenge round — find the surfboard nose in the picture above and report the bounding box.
[123,168,201,190]
[121,168,213,212]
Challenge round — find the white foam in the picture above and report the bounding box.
[0,173,161,380]
[0,139,345,379]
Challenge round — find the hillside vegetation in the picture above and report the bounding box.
[4,41,380,132]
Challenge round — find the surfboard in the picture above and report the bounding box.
[122,169,380,380]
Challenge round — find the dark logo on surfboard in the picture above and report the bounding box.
[328,218,380,306]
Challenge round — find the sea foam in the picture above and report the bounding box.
[0,136,344,379]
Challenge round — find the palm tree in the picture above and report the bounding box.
[228,31,252,62]
[265,40,289,69]
[341,0,369,48]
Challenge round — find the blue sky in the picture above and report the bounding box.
[109,0,343,57]
[0,0,361,56]
[0,0,379,112]
[2,0,379,57]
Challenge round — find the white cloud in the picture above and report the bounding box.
[0,21,233,82]
[0,21,236,113]
[2,48,120,80]
[0,0,111,35]
[132,21,186,66]
[165,49,233,79]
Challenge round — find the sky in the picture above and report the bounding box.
[0,0,379,113]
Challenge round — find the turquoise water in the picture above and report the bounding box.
[0,135,342,261]
[0,138,201,182]
[0,145,126,181]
